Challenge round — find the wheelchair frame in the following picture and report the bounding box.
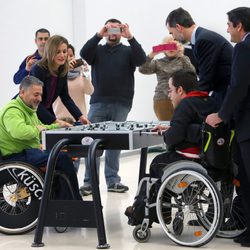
[131,160,246,247]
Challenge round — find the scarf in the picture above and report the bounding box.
[67,68,81,80]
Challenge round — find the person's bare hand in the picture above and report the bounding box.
[25,55,37,71]
[36,125,47,132]
[120,23,133,40]
[55,119,73,128]
[205,113,223,127]
[78,115,90,124]
[151,124,170,134]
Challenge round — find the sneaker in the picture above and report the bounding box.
[79,185,92,196]
[107,183,129,193]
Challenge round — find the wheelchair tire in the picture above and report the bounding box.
[156,168,223,247]
[0,161,44,235]
[133,224,151,243]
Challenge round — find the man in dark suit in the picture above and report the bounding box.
[165,7,233,106]
[206,7,250,247]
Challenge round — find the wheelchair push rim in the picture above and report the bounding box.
[156,169,223,247]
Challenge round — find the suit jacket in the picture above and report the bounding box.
[194,27,233,104]
[30,65,82,124]
[219,34,250,142]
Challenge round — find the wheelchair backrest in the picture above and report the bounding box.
[200,122,234,170]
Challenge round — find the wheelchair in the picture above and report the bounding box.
[127,123,246,247]
[0,161,44,235]
[0,157,78,235]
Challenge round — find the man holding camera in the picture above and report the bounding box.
[80,18,146,195]
[13,28,50,84]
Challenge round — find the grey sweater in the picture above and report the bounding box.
[139,55,195,100]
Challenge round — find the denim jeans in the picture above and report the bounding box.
[84,102,131,187]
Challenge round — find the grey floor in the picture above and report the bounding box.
[0,152,241,250]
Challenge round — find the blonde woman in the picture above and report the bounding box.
[53,44,94,123]
[30,35,89,126]
[139,36,196,121]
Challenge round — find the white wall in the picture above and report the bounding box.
[0,0,73,105]
[1,0,250,121]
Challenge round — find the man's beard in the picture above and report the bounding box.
[107,36,120,46]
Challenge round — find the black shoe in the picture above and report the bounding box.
[241,239,250,247]
[234,230,248,243]
[221,218,246,231]
[187,220,200,226]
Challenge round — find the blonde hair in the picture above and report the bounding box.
[38,35,69,77]
[162,35,184,57]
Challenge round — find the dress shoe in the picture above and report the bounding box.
[240,237,250,247]
[234,230,248,243]
[221,218,246,231]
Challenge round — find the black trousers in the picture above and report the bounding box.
[237,139,250,233]
[149,151,187,178]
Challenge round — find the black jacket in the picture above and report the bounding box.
[219,34,250,142]
[164,92,219,151]
[80,34,146,106]
[193,27,233,104]
[30,65,82,124]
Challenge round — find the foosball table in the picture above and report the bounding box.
[33,121,169,248]
[42,120,169,151]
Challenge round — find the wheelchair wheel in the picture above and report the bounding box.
[133,224,151,243]
[54,227,68,233]
[0,161,43,235]
[156,168,223,247]
[217,181,246,238]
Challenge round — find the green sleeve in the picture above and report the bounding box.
[3,108,40,140]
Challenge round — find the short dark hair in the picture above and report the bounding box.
[19,76,44,91]
[35,28,50,38]
[68,44,75,55]
[170,69,198,93]
[166,7,195,28]
[227,7,250,32]
[105,18,121,25]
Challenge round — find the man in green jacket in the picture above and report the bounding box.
[0,75,81,200]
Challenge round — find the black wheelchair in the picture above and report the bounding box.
[0,161,44,234]
[127,123,246,247]
[0,158,77,235]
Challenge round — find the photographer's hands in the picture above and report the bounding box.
[120,23,133,40]
[97,22,133,40]
[25,54,37,71]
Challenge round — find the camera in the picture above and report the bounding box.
[107,27,121,35]
[72,58,84,68]
[152,43,177,53]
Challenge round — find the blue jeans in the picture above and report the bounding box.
[84,102,131,187]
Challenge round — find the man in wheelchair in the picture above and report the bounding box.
[126,69,245,240]
[0,76,82,200]
[150,69,219,178]
[125,69,219,221]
